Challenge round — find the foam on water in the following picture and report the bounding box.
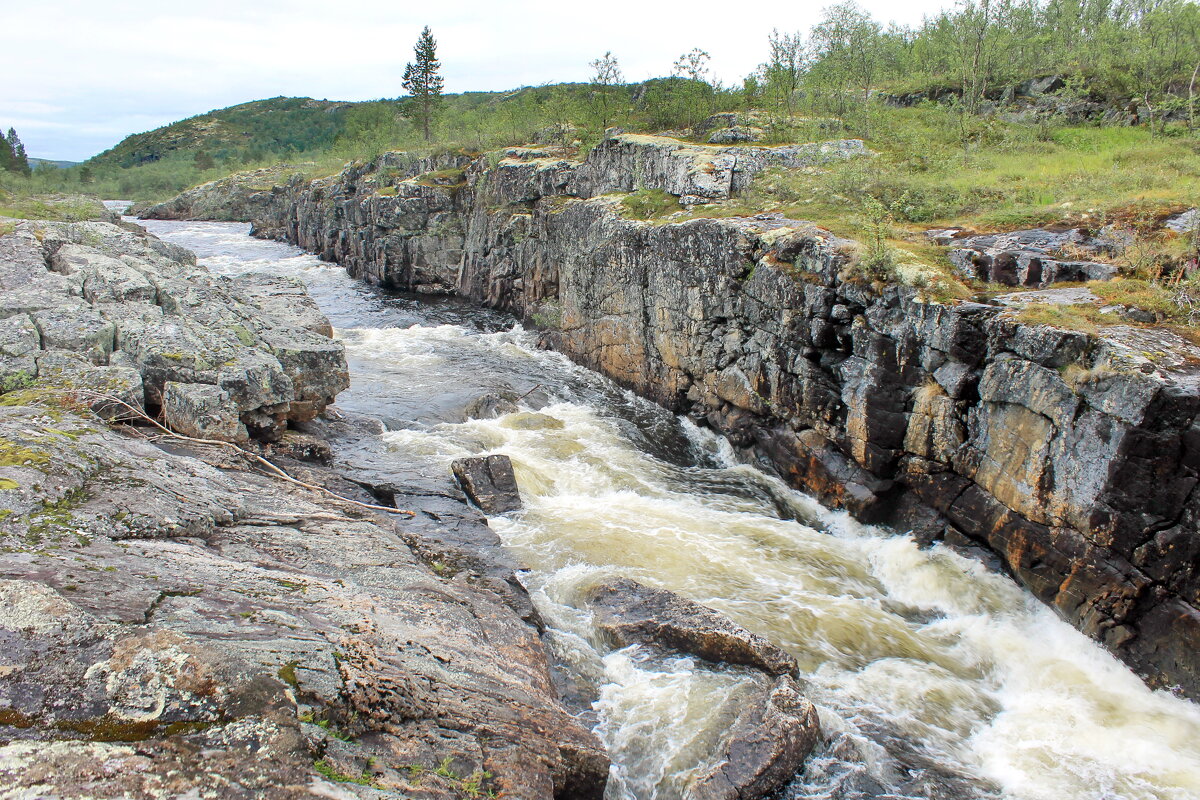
[140,217,1200,800]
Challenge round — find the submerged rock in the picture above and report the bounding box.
[451,454,522,514]
[583,577,798,677]
[462,391,519,420]
[580,578,819,800]
[689,676,822,800]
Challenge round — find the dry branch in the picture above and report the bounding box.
[71,390,415,517]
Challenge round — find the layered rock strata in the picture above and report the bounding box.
[0,220,347,441]
[227,133,1200,697]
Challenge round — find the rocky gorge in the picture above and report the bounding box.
[0,210,860,799]
[141,131,1200,702]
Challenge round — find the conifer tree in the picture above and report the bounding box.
[5,129,30,176]
[402,26,444,141]
[0,129,12,173]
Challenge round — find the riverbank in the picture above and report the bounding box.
[0,217,612,798]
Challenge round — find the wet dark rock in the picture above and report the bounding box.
[582,577,798,677]
[463,391,519,420]
[451,454,522,515]
[690,676,822,800]
[580,577,817,800]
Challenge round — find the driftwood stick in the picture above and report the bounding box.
[72,390,415,517]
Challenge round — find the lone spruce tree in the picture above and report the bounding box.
[403,26,444,141]
[4,128,29,175]
[0,130,12,173]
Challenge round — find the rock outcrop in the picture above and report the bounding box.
[942,226,1122,287]
[163,133,1200,698]
[583,578,798,677]
[0,220,347,441]
[0,222,609,799]
[140,166,300,222]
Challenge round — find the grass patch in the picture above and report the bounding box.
[414,168,467,188]
[313,759,379,787]
[738,105,1200,235]
[1089,278,1179,318]
[0,191,108,222]
[619,188,680,220]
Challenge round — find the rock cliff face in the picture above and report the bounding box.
[0,220,609,799]
[233,133,1200,698]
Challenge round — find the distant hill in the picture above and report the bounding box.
[85,96,362,168]
[29,158,79,169]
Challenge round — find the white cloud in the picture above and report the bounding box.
[1,0,951,160]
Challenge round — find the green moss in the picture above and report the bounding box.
[0,478,18,490]
[54,715,166,742]
[375,185,398,197]
[414,168,467,188]
[0,438,51,468]
[23,487,90,543]
[277,660,300,689]
[0,371,35,393]
[529,300,563,330]
[313,759,380,787]
[229,324,256,346]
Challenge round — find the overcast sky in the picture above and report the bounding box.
[2,0,952,162]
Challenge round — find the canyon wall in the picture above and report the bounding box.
[164,135,1200,698]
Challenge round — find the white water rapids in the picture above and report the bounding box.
[138,218,1200,800]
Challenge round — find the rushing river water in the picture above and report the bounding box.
[136,217,1200,800]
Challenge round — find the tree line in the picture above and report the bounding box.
[754,0,1200,126]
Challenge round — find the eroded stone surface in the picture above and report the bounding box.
[0,403,608,799]
[0,221,348,442]
[0,221,608,799]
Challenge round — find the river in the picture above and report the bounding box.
[135,217,1200,800]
